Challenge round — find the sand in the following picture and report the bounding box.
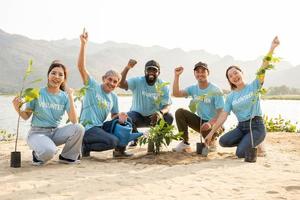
[0,132,300,200]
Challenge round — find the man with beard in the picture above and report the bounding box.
[119,60,173,146]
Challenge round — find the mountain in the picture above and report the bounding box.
[0,29,298,93]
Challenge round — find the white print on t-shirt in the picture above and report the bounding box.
[142,90,158,99]
[38,101,64,111]
[232,92,254,106]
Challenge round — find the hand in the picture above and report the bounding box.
[150,111,162,126]
[65,86,74,97]
[118,112,128,124]
[174,66,184,76]
[80,28,88,45]
[12,96,23,112]
[127,59,137,68]
[201,122,212,132]
[204,132,214,146]
[270,36,280,50]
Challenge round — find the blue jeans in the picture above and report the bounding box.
[219,116,266,158]
[83,120,120,152]
[127,111,174,132]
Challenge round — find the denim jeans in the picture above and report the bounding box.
[127,111,174,132]
[219,116,266,158]
[27,124,85,162]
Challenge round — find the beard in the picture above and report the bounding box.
[145,74,157,86]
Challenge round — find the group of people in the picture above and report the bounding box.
[12,30,280,166]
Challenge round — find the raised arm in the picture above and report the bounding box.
[119,59,137,90]
[257,36,280,84]
[172,66,188,97]
[77,29,89,85]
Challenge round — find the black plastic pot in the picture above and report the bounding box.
[244,147,257,163]
[10,151,21,168]
[196,142,205,154]
[196,143,209,156]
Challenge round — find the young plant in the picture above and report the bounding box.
[154,82,170,107]
[188,91,223,113]
[15,60,41,152]
[138,119,182,154]
[248,53,281,149]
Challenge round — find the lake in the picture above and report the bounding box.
[1,96,300,138]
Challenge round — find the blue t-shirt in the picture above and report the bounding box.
[80,76,119,130]
[185,83,224,121]
[26,87,70,127]
[224,79,262,122]
[127,76,171,116]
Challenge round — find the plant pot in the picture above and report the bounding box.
[196,142,205,154]
[147,141,155,154]
[196,143,209,156]
[244,147,257,163]
[10,151,21,168]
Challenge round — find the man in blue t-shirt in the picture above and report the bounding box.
[172,62,224,152]
[119,59,174,146]
[77,29,132,157]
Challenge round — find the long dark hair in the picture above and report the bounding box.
[47,60,68,91]
[226,65,242,90]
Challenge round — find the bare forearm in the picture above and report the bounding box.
[19,110,31,120]
[68,95,78,124]
[172,76,180,96]
[119,66,130,89]
[77,43,89,84]
[160,105,171,115]
[211,111,228,133]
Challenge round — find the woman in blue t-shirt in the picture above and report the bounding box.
[12,61,84,165]
[205,36,280,158]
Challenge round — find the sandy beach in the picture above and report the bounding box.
[0,132,299,200]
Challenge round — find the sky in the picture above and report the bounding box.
[1,0,299,65]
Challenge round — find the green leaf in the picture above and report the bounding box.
[188,99,198,113]
[28,78,43,84]
[22,88,40,103]
[24,59,33,81]
[82,120,92,127]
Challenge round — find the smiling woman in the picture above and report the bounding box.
[205,36,281,160]
[12,60,85,166]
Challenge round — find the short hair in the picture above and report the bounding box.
[102,69,122,82]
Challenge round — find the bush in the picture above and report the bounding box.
[0,129,14,141]
[263,115,299,133]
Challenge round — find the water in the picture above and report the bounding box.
[1,96,300,138]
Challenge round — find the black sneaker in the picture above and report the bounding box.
[129,139,138,147]
[82,144,90,157]
[113,150,134,158]
[32,151,44,166]
[59,154,80,164]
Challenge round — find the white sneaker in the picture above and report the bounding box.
[172,141,192,153]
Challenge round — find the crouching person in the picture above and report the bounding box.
[77,30,133,158]
[12,61,84,166]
